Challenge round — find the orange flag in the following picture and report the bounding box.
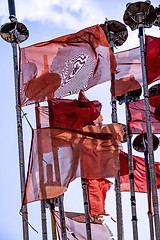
[23,124,123,205]
[19,25,116,106]
[88,179,113,215]
[53,211,114,240]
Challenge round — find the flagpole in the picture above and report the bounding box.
[143,136,154,240]
[100,19,128,240]
[81,178,92,240]
[133,133,156,240]
[49,199,57,240]
[48,102,67,240]
[112,73,124,240]
[124,2,160,239]
[0,1,29,239]
[12,41,29,240]
[35,104,67,240]
[57,195,67,240]
[110,46,124,240]
[139,25,160,240]
[125,97,139,240]
[35,103,48,240]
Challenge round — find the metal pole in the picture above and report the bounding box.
[139,26,160,240]
[111,45,124,240]
[7,1,29,239]
[35,103,48,240]
[48,102,67,240]
[81,179,92,240]
[50,199,57,240]
[57,195,67,240]
[143,136,154,240]
[51,149,67,240]
[8,0,16,21]
[12,41,29,240]
[125,97,138,240]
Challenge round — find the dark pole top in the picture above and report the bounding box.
[0,0,29,43]
[8,0,16,21]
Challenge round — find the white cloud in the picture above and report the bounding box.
[0,0,106,31]
[0,0,159,51]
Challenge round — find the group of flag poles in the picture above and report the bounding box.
[1,0,160,240]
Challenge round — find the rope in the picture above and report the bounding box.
[16,104,33,130]
[19,211,38,233]
[134,181,141,192]
[21,107,33,130]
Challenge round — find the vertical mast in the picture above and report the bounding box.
[0,0,29,239]
[81,178,92,240]
[100,19,128,240]
[35,103,48,240]
[133,133,159,240]
[125,97,139,240]
[139,27,160,239]
[124,2,160,239]
[48,102,67,240]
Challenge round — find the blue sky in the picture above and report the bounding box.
[0,0,160,239]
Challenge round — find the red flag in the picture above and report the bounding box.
[48,98,102,129]
[19,25,116,106]
[119,150,133,176]
[88,179,113,215]
[127,94,160,134]
[113,47,142,96]
[146,35,160,85]
[120,151,160,193]
[36,92,102,128]
[48,92,113,216]
[23,124,123,205]
[53,211,114,240]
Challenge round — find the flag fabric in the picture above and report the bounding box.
[127,94,160,134]
[48,98,102,129]
[47,92,113,216]
[87,150,132,216]
[19,24,116,107]
[120,151,160,193]
[23,124,123,205]
[36,91,102,128]
[53,211,115,240]
[113,47,142,97]
[158,189,160,213]
[88,179,113,215]
[38,99,102,129]
[145,35,160,85]
[119,151,132,176]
